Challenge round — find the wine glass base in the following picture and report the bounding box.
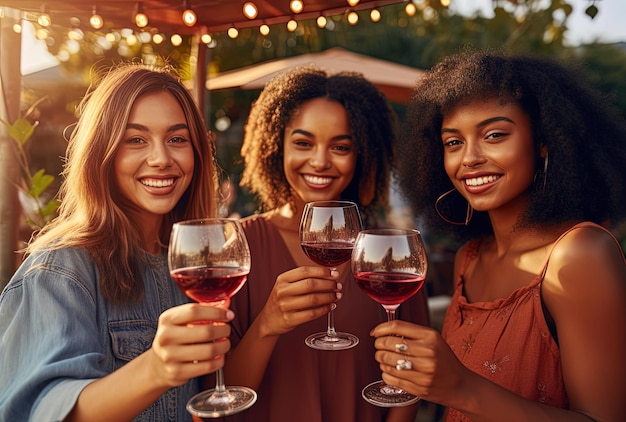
[304,331,359,351]
[362,380,420,407]
[186,386,257,418]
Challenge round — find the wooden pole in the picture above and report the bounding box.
[0,8,23,290]
[189,30,207,115]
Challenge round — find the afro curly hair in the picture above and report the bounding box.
[397,49,626,242]
[240,65,398,225]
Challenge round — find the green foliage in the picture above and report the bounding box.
[3,118,36,146]
[563,43,626,119]
[0,111,60,230]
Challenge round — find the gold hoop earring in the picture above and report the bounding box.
[542,152,548,192]
[533,152,549,193]
[434,188,474,226]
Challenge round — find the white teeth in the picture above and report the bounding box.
[465,175,499,186]
[141,178,174,188]
[303,175,332,185]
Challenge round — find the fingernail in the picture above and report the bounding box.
[336,292,342,300]
[226,310,235,319]
[331,270,339,277]
[336,282,343,290]
[330,303,337,311]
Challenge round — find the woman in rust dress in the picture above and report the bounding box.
[372,50,626,421]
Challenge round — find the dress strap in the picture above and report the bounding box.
[457,238,481,281]
[540,222,622,280]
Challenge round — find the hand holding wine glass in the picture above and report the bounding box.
[299,200,362,350]
[168,218,256,418]
[351,228,428,407]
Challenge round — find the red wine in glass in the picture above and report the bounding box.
[354,272,425,306]
[299,200,362,351]
[301,240,354,268]
[169,218,256,418]
[351,228,428,407]
[171,266,248,304]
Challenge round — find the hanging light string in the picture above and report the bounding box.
[6,1,411,31]
[134,2,149,28]
[5,1,427,45]
[202,0,407,33]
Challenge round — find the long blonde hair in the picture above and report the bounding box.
[27,63,218,304]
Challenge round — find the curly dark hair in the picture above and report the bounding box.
[240,65,397,224]
[397,49,626,241]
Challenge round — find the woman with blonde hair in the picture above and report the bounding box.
[0,63,230,421]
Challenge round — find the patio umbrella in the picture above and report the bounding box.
[206,47,424,104]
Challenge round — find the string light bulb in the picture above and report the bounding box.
[134,3,149,28]
[317,15,327,28]
[89,6,104,29]
[287,19,298,32]
[227,26,239,38]
[405,2,417,16]
[440,0,450,6]
[182,0,197,27]
[347,10,359,25]
[171,33,183,46]
[35,28,49,40]
[259,24,270,36]
[289,0,304,14]
[242,2,258,19]
[347,0,360,6]
[38,5,51,27]
[370,8,381,22]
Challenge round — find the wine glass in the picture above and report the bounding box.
[168,218,257,418]
[351,228,428,407]
[299,200,362,350]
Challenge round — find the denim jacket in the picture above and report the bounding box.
[0,247,199,421]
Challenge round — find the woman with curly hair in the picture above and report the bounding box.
[0,63,231,421]
[223,65,430,422]
[371,49,626,421]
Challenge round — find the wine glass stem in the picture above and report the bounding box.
[214,368,226,393]
[326,309,337,336]
[385,308,397,323]
[326,266,338,337]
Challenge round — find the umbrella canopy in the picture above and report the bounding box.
[206,47,424,104]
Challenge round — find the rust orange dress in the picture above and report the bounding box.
[439,224,616,420]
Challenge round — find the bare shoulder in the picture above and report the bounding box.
[549,224,625,268]
[543,224,626,310]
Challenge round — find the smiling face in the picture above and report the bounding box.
[114,90,195,229]
[283,97,357,206]
[441,98,537,215]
